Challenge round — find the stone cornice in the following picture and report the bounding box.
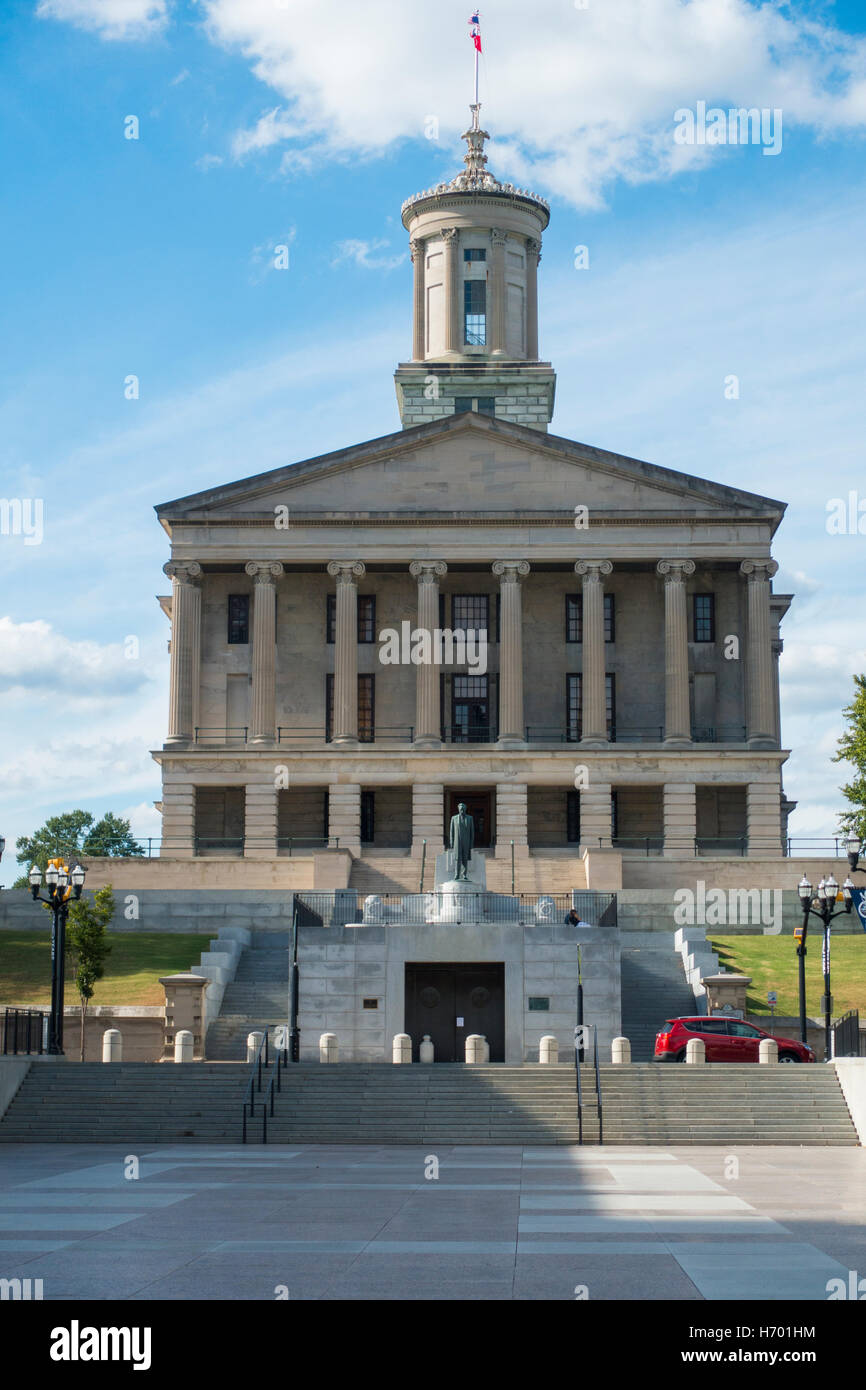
[166,514,779,529]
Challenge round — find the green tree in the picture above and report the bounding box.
[13,810,143,888]
[67,885,114,1063]
[82,812,145,859]
[834,673,866,841]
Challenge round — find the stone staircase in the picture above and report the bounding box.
[205,931,289,1061]
[0,1063,250,1143]
[601,1064,858,1144]
[620,930,698,1061]
[1,1062,856,1146]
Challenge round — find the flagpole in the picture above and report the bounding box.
[474,42,479,106]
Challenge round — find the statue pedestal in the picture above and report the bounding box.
[435,879,486,923]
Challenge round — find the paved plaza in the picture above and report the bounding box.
[1,1143,864,1301]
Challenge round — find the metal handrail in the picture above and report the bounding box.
[593,1025,603,1145]
[575,1027,584,1145]
[241,1024,270,1143]
[260,1031,290,1143]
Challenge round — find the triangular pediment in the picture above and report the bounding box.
[156,412,784,527]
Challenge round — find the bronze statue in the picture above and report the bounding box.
[449,802,474,881]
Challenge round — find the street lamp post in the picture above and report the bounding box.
[796,871,854,1060]
[29,859,86,1056]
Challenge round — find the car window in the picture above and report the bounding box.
[729,1022,760,1038]
[694,1019,728,1034]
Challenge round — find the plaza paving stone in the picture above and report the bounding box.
[0,1142,862,1301]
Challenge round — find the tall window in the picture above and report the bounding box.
[566,790,581,843]
[452,594,489,639]
[325,674,375,742]
[227,594,249,644]
[693,593,715,643]
[327,594,376,643]
[464,280,486,345]
[360,790,375,843]
[566,674,616,740]
[452,674,490,742]
[565,593,615,643]
[463,248,487,262]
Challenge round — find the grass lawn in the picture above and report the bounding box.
[710,934,866,1018]
[0,931,205,1007]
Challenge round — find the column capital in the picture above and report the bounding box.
[410,560,447,583]
[441,226,459,245]
[244,560,284,584]
[163,560,202,585]
[575,559,613,579]
[493,560,530,581]
[327,560,366,584]
[409,235,426,261]
[656,559,695,581]
[740,559,779,581]
[491,227,508,247]
[525,236,541,263]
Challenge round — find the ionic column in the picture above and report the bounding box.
[740,560,779,748]
[442,228,460,355]
[163,560,202,745]
[410,236,426,361]
[245,561,283,745]
[493,560,530,744]
[327,561,366,744]
[575,560,613,745]
[525,237,541,359]
[656,560,695,745]
[490,229,507,355]
[410,560,447,747]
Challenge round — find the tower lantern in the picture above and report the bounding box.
[395,104,555,431]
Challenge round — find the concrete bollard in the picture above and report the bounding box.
[419,1034,434,1063]
[465,1033,486,1064]
[392,1033,412,1064]
[611,1036,631,1065]
[759,1037,779,1064]
[686,1037,706,1065]
[319,1032,339,1064]
[246,1030,264,1063]
[539,1035,559,1064]
[102,1029,122,1063]
[174,1030,193,1064]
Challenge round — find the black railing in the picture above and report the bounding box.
[2,1009,46,1055]
[440,724,498,743]
[575,1028,584,1145]
[592,1024,603,1145]
[521,725,751,744]
[242,1025,289,1143]
[295,890,617,928]
[832,1010,862,1059]
[194,727,248,744]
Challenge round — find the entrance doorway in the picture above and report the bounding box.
[445,791,492,848]
[405,963,505,1063]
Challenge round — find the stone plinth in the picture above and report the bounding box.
[704,973,751,1017]
[160,972,209,1061]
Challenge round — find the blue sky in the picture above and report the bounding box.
[1,0,866,882]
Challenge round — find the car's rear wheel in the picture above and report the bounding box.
[675,1049,687,1063]
[778,1052,800,1063]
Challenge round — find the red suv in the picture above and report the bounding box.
[654,1016,815,1064]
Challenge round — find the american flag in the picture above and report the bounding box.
[468,12,482,52]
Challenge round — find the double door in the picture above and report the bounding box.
[405,963,505,1063]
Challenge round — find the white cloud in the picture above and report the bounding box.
[197,0,866,207]
[36,0,168,41]
[331,238,405,271]
[196,153,224,171]
[0,617,154,700]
